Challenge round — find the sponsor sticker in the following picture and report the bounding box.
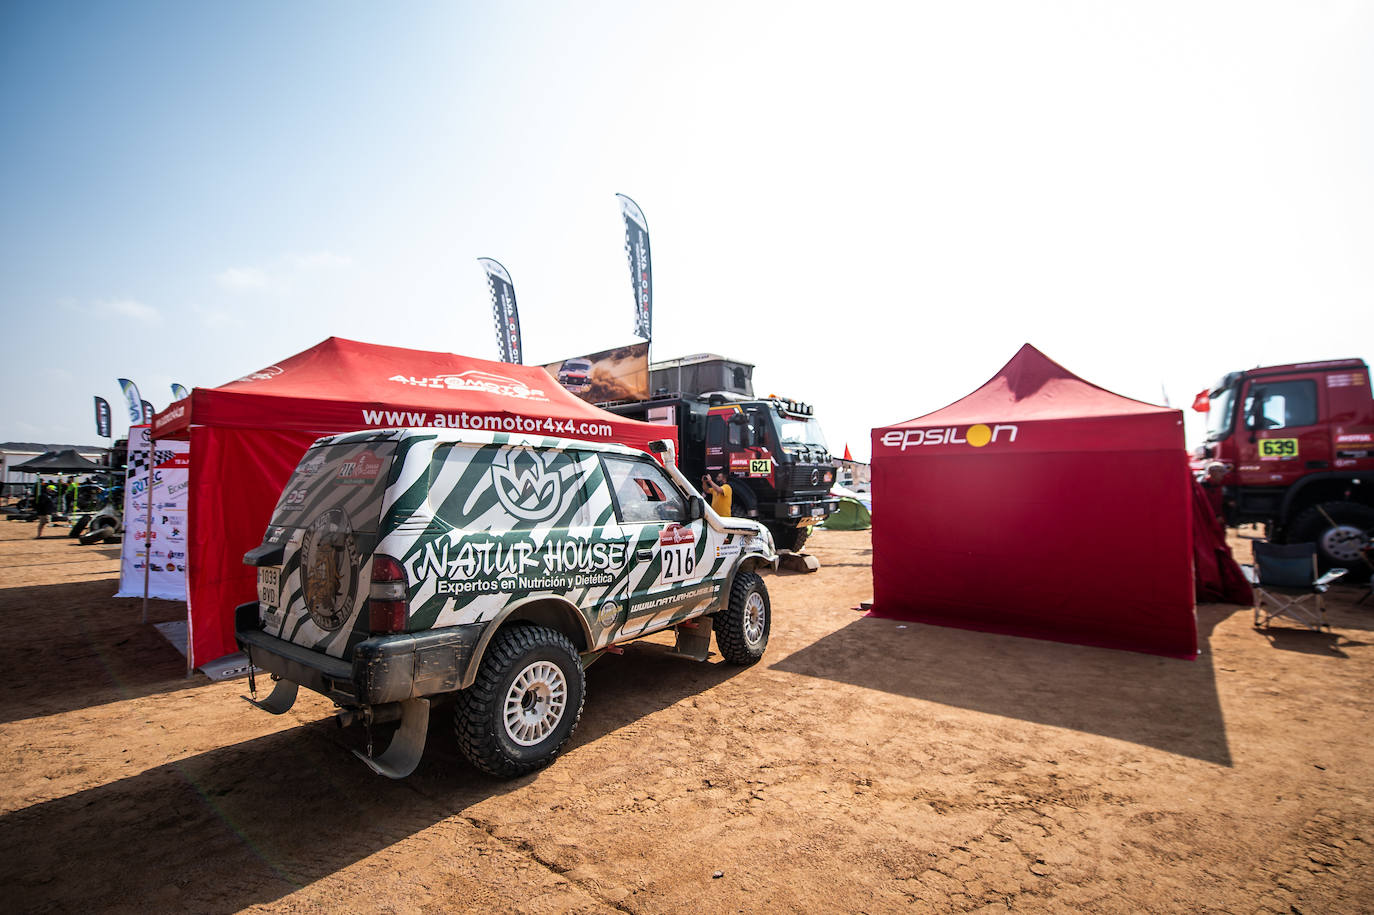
[337,450,383,483]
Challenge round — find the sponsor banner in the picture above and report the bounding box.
[878,423,1021,452]
[116,425,190,601]
[93,396,112,438]
[478,257,522,365]
[171,383,190,400]
[617,194,652,340]
[357,407,614,439]
[117,378,142,423]
[543,341,649,404]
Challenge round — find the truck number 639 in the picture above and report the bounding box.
[1258,438,1299,459]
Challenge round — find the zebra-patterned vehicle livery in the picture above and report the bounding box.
[236,428,777,778]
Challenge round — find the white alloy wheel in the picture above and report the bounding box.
[503,660,568,746]
[744,591,767,647]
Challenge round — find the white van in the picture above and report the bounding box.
[237,429,776,778]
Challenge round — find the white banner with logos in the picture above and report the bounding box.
[117,425,190,600]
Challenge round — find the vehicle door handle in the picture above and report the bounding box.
[636,549,653,560]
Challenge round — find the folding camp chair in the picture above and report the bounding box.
[1243,541,1347,632]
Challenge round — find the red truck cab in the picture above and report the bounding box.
[1198,358,1374,572]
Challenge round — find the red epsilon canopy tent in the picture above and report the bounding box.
[870,344,1197,658]
[152,336,675,667]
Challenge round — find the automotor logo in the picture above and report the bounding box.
[880,423,1019,451]
[235,365,285,384]
[389,370,547,401]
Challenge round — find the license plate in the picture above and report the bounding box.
[811,507,826,518]
[257,566,280,608]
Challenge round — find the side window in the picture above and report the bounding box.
[429,444,591,528]
[601,455,688,524]
[706,415,725,448]
[728,419,746,447]
[1244,380,1317,430]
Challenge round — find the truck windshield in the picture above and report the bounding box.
[1205,384,1237,441]
[778,417,830,453]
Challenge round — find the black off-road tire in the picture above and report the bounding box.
[714,570,771,665]
[79,520,115,545]
[68,516,88,538]
[1288,501,1374,580]
[454,625,585,778]
[770,524,811,552]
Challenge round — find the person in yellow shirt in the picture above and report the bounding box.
[701,472,732,517]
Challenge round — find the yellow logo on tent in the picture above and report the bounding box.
[965,424,992,448]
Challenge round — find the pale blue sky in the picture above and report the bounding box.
[3,1,1371,460]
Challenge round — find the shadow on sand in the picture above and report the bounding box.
[770,604,1237,766]
[0,579,193,725]
[0,640,739,912]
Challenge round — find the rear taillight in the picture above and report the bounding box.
[368,554,409,634]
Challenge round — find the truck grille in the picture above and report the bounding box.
[783,464,832,495]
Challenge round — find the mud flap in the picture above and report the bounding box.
[666,620,712,661]
[352,697,431,779]
[242,678,299,714]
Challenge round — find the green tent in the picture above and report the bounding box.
[820,495,871,531]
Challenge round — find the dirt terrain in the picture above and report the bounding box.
[1,519,1371,913]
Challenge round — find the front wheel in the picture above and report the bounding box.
[454,626,586,778]
[1287,501,1374,579]
[714,570,771,665]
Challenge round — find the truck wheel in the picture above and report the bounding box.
[1288,501,1374,578]
[714,571,770,665]
[454,625,585,778]
[771,524,811,552]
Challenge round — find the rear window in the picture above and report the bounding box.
[267,442,396,533]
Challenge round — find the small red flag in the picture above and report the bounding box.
[1191,389,1210,413]
[843,443,854,462]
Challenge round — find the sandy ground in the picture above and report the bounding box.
[0,518,1371,914]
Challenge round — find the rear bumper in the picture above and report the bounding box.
[234,602,482,707]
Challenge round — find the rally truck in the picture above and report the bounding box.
[235,429,777,779]
[1194,357,1374,574]
[601,353,839,551]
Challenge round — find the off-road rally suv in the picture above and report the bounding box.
[236,429,777,778]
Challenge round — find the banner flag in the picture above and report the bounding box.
[617,193,652,341]
[478,258,522,365]
[117,378,142,422]
[116,425,190,601]
[171,383,190,400]
[94,396,112,438]
[141,400,154,423]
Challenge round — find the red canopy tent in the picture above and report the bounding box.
[870,344,1197,658]
[152,336,675,667]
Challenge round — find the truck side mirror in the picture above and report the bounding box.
[689,495,704,520]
